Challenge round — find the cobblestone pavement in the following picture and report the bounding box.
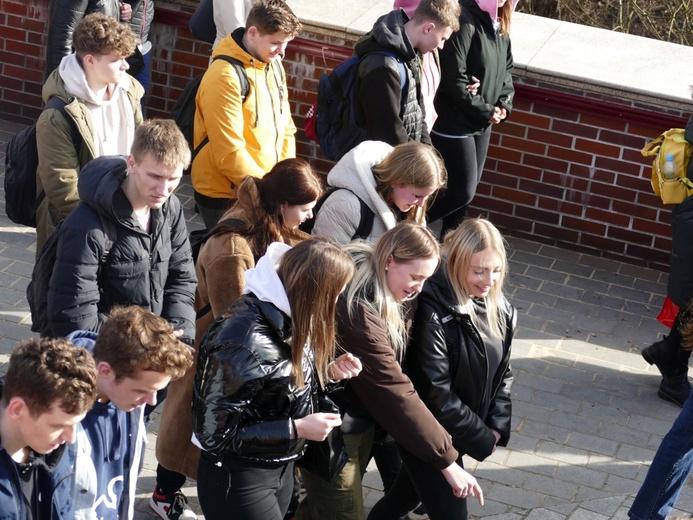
[1,118,692,519]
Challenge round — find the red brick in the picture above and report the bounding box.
[0,49,24,66]
[629,122,664,139]
[585,207,630,228]
[5,39,42,57]
[581,113,626,132]
[488,212,534,233]
[552,120,599,139]
[527,128,573,148]
[606,226,654,246]
[623,148,652,165]
[598,129,650,149]
[653,236,673,251]
[581,234,626,255]
[627,243,669,266]
[502,135,547,155]
[2,1,28,16]
[510,111,551,129]
[7,14,44,33]
[612,200,658,221]
[544,171,588,191]
[516,205,560,225]
[473,194,515,215]
[631,217,671,236]
[588,180,637,202]
[497,121,526,138]
[563,215,607,236]
[496,161,542,180]
[549,146,593,166]
[540,197,583,216]
[535,222,580,243]
[525,153,569,174]
[483,170,519,189]
[518,178,565,200]
[492,185,537,206]
[594,156,643,176]
[574,137,620,158]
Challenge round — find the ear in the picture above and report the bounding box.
[6,397,28,420]
[246,26,258,39]
[82,53,96,68]
[423,21,436,34]
[386,254,394,267]
[97,361,115,381]
[126,154,136,172]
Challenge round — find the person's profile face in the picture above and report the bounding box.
[126,154,183,211]
[17,401,85,454]
[86,51,129,85]
[247,28,291,63]
[100,367,171,412]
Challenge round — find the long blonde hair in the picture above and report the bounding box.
[444,218,508,339]
[277,239,355,389]
[344,223,440,357]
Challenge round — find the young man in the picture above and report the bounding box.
[36,12,144,252]
[45,118,198,519]
[0,338,97,520]
[191,0,301,228]
[67,306,193,520]
[354,0,460,146]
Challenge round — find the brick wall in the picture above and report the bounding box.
[0,0,688,270]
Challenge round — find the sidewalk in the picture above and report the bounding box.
[0,117,691,519]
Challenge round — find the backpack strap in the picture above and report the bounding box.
[35,98,83,211]
[193,55,250,158]
[352,195,375,240]
[195,218,246,320]
[359,50,407,92]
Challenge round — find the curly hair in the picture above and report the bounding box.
[72,13,137,59]
[93,306,193,381]
[3,338,97,417]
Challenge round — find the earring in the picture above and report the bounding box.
[385,267,388,272]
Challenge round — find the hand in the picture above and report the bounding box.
[499,107,508,121]
[328,353,362,381]
[440,462,484,505]
[295,413,342,441]
[488,107,503,125]
[466,76,480,96]
[490,429,501,452]
[120,2,133,21]
[173,329,195,354]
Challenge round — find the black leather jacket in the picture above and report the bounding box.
[192,294,315,465]
[406,266,516,462]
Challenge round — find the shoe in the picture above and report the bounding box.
[658,374,692,408]
[642,338,672,375]
[149,487,197,520]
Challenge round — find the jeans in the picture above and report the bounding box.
[134,50,151,114]
[628,393,693,520]
[197,451,295,520]
[369,446,467,520]
[427,126,492,237]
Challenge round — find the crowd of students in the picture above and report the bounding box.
[2,0,527,519]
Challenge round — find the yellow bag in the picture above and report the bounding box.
[642,128,693,205]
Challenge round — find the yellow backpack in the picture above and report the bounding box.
[642,128,693,205]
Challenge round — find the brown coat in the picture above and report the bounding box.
[155,179,309,479]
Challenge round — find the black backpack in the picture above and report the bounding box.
[189,218,246,319]
[27,214,116,337]
[4,98,81,227]
[315,51,406,161]
[171,55,250,175]
[300,188,375,240]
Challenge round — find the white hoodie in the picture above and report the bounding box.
[243,242,292,317]
[59,53,136,157]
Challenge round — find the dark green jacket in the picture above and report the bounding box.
[433,0,515,136]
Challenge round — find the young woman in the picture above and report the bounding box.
[369,218,516,520]
[192,239,361,519]
[296,223,483,520]
[154,158,323,512]
[428,0,518,237]
[311,140,447,244]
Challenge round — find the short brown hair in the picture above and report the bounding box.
[72,13,137,59]
[93,306,193,381]
[3,338,97,417]
[130,119,192,170]
[412,0,461,31]
[246,0,302,38]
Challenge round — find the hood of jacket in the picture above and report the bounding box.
[76,155,136,225]
[66,330,98,352]
[57,54,132,107]
[355,9,417,62]
[244,242,292,317]
[326,140,398,229]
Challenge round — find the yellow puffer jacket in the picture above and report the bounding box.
[192,30,297,200]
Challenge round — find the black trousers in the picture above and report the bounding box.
[428,127,493,237]
[198,451,295,520]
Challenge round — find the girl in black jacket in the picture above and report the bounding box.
[428,0,518,237]
[192,239,361,520]
[370,218,515,520]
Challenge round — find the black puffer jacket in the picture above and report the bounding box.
[354,8,430,145]
[406,265,515,462]
[192,295,315,464]
[433,0,514,136]
[45,0,153,76]
[47,156,196,342]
